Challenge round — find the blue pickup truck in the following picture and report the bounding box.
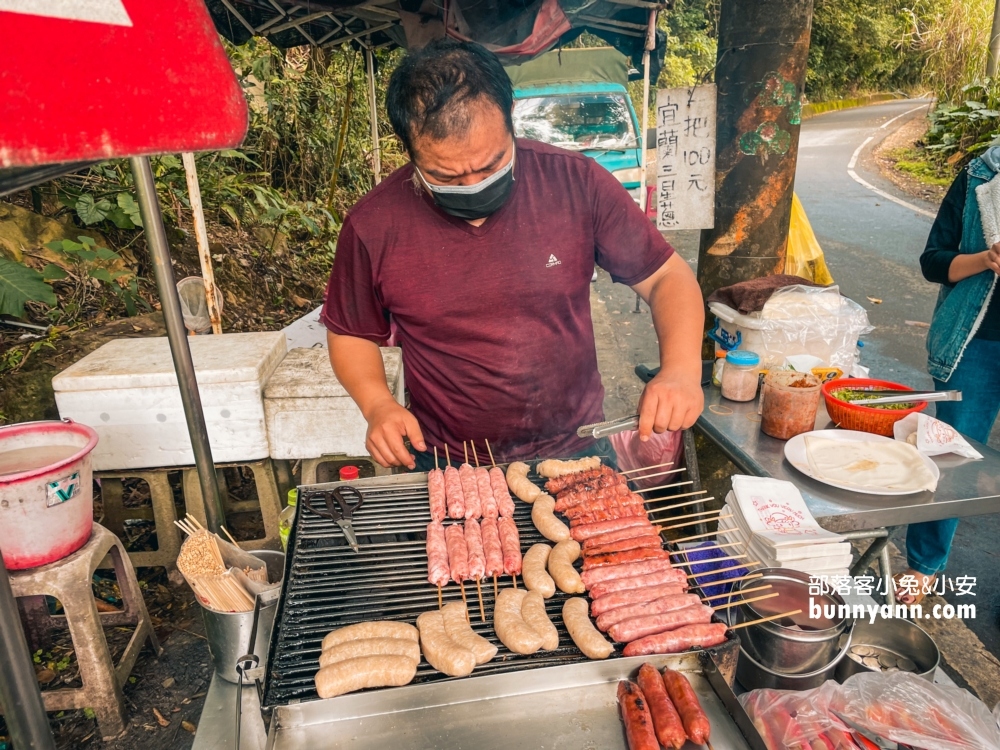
[506,47,646,204]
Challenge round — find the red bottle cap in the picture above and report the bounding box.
[339,465,360,481]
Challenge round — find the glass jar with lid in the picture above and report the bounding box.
[720,350,761,402]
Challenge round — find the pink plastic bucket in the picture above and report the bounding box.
[0,420,98,570]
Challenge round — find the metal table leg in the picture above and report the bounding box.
[842,528,895,606]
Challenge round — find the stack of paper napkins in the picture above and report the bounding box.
[717,475,852,577]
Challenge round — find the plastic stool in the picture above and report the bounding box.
[96,468,181,572]
[7,524,161,740]
[182,458,283,550]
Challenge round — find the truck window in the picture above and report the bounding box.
[512,93,637,151]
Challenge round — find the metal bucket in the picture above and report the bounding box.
[202,550,284,683]
[736,568,852,675]
[737,639,849,691]
[835,614,939,682]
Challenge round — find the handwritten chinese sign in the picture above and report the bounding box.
[655,84,717,231]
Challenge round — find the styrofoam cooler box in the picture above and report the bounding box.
[263,347,404,460]
[52,332,286,470]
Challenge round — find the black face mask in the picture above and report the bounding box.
[416,147,516,220]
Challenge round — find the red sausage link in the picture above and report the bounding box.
[583,536,663,558]
[636,664,687,750]
[582,548,670,570]
[662,668,711,745]
[616,680,660,750]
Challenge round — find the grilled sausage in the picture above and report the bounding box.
[321,621,419,651]
[590,582,690,617]
[520,590,559,650]
[536,456,601,478]
[569,504,649,525]
[505,462,541,503]
[441,602,498,665]
[428,468,447,522]
[444,465,465,519]
[445,522,470,583]
[617,680,660,750]
[315,655,417,699]
[608,603,715,643]
[582,527,661,551]
[522,543,556,598]
[596,593,702,632]
[589,569,690,600]
[637,664,686,750]
[319,637,421,668]
[493,588,543,654]
[582,548,671,570]
[581,559,680,589]
[548,539,585,594]
[465,519,486,580]
[583,535,663,558]
[571,516,653,541]
[426,521,450,588]
[489,466,516,517]
[545,465,613,494]
[531,494,571,542]
[662,668,711,745]
[621,622,728,657]
[459,463,482,520]
[416,610,476,677]
[480,517,504,577]
[498,516,522,575]
[562,597,614,660]
[475,466,497,518]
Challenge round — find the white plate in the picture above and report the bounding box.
[784,429,939,495]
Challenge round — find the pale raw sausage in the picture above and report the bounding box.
[536,456,601,478]
[571,516,653,542]
[505,462,541,503]
[591,583,690,617]
[581,559,680,589]
[562,597,613,660]
[428,469,446,522]
[522,543,556,598]
[588,570,690,600]
[315,655,417,699]
[548,539,585,594]
[520,590,558,651]
[531,494,571,542]
[493,588,543,655]
[595,593,702,632]
[441,602,498,665]
[608,604,715,643]
[319,637,421,668]
[489,466,516,517]
[444,465,465,519]
[321,621,419,651]
[416,610,476,677]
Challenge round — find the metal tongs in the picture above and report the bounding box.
[835,389,962,406]
[577,414,640,439]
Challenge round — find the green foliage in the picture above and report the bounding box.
[44,236,150,317]
[656,0,718,88]
[0,256,56,317]
[924,81,1000,162]
[909,0,992,102]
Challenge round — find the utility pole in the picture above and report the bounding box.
[696,0,814,305]
[988,0,1000,77]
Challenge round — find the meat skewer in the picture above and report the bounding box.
[481,516,504,599]
[443,444,465,520]
[444,522,469,589]
[426,521,450,596]
[570,516,653,542]
[460,442,482,520]
[464,519,487,622]
[428,446,447,522]
[471,440,499,519]
[484,439,516,517]
[498,515,522,577]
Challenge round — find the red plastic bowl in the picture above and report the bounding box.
[822,378,927,437]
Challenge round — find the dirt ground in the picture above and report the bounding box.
[872,115,950,204]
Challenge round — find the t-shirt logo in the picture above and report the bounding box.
[546,254,562,268]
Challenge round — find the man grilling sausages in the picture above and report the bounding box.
[322,39,705,470]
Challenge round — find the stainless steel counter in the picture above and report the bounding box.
[697,386,1000,533]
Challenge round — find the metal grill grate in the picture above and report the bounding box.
[261,468,729,711]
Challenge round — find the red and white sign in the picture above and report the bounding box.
[0,0,248,167]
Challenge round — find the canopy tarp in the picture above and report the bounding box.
[505,46,630,89]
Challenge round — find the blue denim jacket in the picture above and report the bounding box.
[926,157,999,382]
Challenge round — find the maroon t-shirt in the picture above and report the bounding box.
[321,139,674,461]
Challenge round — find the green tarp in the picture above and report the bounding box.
[505,47,629,89]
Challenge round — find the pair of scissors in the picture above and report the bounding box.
[301,486,365,552]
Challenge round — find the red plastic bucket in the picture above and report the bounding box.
[0,420,98,570]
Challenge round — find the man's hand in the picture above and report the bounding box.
[636,370,704,439]
[986,242,1000,275]
[363,397,426,470]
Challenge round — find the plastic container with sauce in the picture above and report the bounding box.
[760,370,821,440]
[339,465,360,481]
[720,350,761,402]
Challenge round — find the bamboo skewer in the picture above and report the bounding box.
[471,440,480,468]
[645,492,712,514]
[475,578,485,622]
[632,480,694,494]
[686,561,758,579]
[220,525,240,549]
[710,592,779,611]
[675,540,744,552]
[460,581,469,618]
[493,574,499,600]
[729,610,803,630]
[669,528,724,544]
[712,571,763,587]
[485,439,497,467]
[660,514,732,531]
[512,574,518,590]
[669,553,748,567]
[437,586,443,610]
[623,467,686,482]
[444,444,451,466]
[619,461,674,475]
[702,584,771,602]
[463,441,469,465]
[660,508,727,524]
[434,446,439,470]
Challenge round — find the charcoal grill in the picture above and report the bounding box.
[260,469,738,716]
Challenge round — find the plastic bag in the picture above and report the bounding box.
[893,412,984,459]
[177,276,223,334]
[786,193,835,285]
[608,428,683,490]
[757,284,872,372]
[740,681,853,749]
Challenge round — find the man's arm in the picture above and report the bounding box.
[630,253,705,438]
[327,330,426,469]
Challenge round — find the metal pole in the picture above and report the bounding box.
[0,556,57,750]
[366,44,382,186]
[130,156,225,533]
[181,152,223,335]
[988,0,1000,77]
[638,9,656,213]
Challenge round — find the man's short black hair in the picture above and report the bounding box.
[387,38,514,156]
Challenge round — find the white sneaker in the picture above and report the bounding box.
[591,269,598,283]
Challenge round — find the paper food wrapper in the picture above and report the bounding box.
[731,476,843,548]
[893,413,983,459]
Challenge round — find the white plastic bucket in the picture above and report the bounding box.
[0,420,98,570]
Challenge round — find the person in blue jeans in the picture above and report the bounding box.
[898,147,1000,603]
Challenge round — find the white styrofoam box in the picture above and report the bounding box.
[708,301,768,360]
[263,347,404,460]
[52,332,287,471]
